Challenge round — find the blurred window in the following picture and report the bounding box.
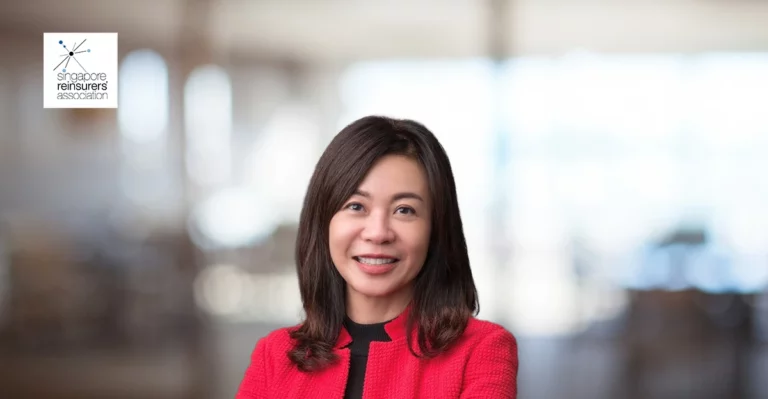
[184,65,233,189]
[117,50,178,214]
[118,50,169,143]
[339,53,768,333]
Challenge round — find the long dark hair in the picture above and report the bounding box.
[288,115,478,372]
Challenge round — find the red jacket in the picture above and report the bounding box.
[236,305,518,399]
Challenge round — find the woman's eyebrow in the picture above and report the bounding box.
[353,190,424,202]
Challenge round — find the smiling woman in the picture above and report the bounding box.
[236,115,518,399]
[329,154,432,322]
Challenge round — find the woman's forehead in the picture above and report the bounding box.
[356,156,429,198]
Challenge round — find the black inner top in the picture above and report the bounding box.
[342,316,393,399]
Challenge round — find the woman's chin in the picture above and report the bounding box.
[347,282,397,299]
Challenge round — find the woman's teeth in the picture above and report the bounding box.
[356,257,397,265]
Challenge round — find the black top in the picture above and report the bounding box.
[342,316,393,399]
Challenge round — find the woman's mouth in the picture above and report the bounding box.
[353,256,400,275]
[353,256,399,265]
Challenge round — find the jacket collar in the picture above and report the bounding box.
[334,302,412,350]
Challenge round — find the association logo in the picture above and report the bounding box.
[44,33,118,108]
[53,38,91,73]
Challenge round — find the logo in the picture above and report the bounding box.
[44,33,118,108]
[53,39,91,73]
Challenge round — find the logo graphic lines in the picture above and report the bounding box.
[53,39,91,73]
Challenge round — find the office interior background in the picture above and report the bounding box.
[1,0,768,398]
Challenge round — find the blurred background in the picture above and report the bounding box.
[1,0,768,398]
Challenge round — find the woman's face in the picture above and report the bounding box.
[329,154,432,302]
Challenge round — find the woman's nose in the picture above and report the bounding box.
[361,213,395,244]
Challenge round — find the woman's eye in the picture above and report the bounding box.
[396,207,415,215]
[346,203,364,212]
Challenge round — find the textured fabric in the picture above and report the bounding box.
[343,316,393,399]
[236,305,518,399]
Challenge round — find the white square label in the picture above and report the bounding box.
[43,33,118,108]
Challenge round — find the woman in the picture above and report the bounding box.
[237,116,518,399]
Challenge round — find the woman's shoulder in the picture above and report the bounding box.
[252,325,299,358]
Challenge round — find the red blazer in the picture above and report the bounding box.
[236,305,518,399]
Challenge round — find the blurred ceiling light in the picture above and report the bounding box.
[245,103,321,224]
[188,186,279,249]
[184,65,233,188]
[193,264,247,317]
[239,271,303,324]
[118,50,169,143]
[194,268,303,324]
